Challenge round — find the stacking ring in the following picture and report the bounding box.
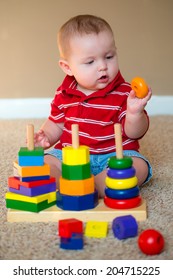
[105,176,138,190]
[107,167,136,179]
[108,156,133,169]
[104,195,142,209]
[104,186,140,199]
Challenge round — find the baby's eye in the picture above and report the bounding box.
[85,60,94,65]
[106,55,114,59]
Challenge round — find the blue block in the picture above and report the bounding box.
[18,156,44,166]
[9,182,56,197]
[112,215,138,240]
[56,190,99,211]
[18,175,50,182]
[105,186,140,199]
[60,233,84,250]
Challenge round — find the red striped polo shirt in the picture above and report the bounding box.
[49,71,148,154]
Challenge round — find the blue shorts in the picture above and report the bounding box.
[46,149,152,185]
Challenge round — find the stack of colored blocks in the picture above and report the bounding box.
[59,218,84,250]
[56,145,99,210]
[5,147,57,212]
[104,156,142,209]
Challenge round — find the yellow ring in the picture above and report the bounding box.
[105,176,138,190]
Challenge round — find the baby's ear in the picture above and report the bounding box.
[59,59,73,76]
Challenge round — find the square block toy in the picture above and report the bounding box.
[85,221,108,238]
[58,218,83,238]
[13,161,50,177]
[60,233,84,250]
[18,147,44,166]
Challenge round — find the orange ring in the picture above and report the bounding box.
[131,77,148,98]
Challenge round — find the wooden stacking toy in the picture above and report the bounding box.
[5,124,57,212]
[56,124,99,210]
[104,123,142,209]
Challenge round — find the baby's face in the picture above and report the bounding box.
[67,30,119,95]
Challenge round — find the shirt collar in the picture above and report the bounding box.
[59,71,125,99]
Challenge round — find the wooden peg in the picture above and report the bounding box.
[27,124,34,151]
[72,124,79,149]
[114,123,123,159]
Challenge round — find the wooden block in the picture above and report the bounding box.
[57,190,99,211]
[13,161,50,177]
[5,191,56,204]
[58,218,83,238]
[59,175,95,196]
[8,176,56,189]
[18,147,44,156]
[18,156,44,166]
[62,162,91,180]
[19,175,50,182]
[60,233,84,250]
[6,199,147,223]
[85,221,108,238]
[9,182,56,197]
[6,198,56,212]
[62,146,89,165]
[18,146,44,166]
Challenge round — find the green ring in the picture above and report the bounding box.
[108,156,133,169]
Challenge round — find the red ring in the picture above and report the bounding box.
[104,195,142,209]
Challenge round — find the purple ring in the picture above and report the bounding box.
[107,167,136,179]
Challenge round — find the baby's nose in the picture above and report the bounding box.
[98,60,107,71]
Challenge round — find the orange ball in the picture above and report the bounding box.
[131,77,148,98]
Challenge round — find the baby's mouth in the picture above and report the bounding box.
[98,75,109,82]
[99,75,107,80]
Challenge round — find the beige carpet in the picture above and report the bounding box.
[0,116,173,260]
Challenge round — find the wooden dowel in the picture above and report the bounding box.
[72,124,79,149]
[114,123,123,159]
[27,124,34,151]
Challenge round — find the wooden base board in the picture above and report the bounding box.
[7,199,147,222]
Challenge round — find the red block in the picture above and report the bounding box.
[8,176,56,189]
[58,218,83,238]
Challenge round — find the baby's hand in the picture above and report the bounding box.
[34,129,50,148]
[127,87,152,114]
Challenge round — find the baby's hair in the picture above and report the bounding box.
[58,14,114,58]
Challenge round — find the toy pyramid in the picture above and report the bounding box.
[5,124,57,212]
[104,124,142,209]
[56,124,99,211]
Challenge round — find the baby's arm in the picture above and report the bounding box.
[124,88,152,139]
[34,119,64,149]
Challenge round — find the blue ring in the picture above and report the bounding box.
[107,167,136,179]
[105,186,140,199]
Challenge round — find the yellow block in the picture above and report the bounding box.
[105,176,138,190]
[13,161,50,177]
[85,221,108,238]
[62,146,89,165]
[5,191,56,204]
[59,175,95,196]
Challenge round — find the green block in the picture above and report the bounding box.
[6,198,56,212]
[62,162,91,180]
[18,147,44,156]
